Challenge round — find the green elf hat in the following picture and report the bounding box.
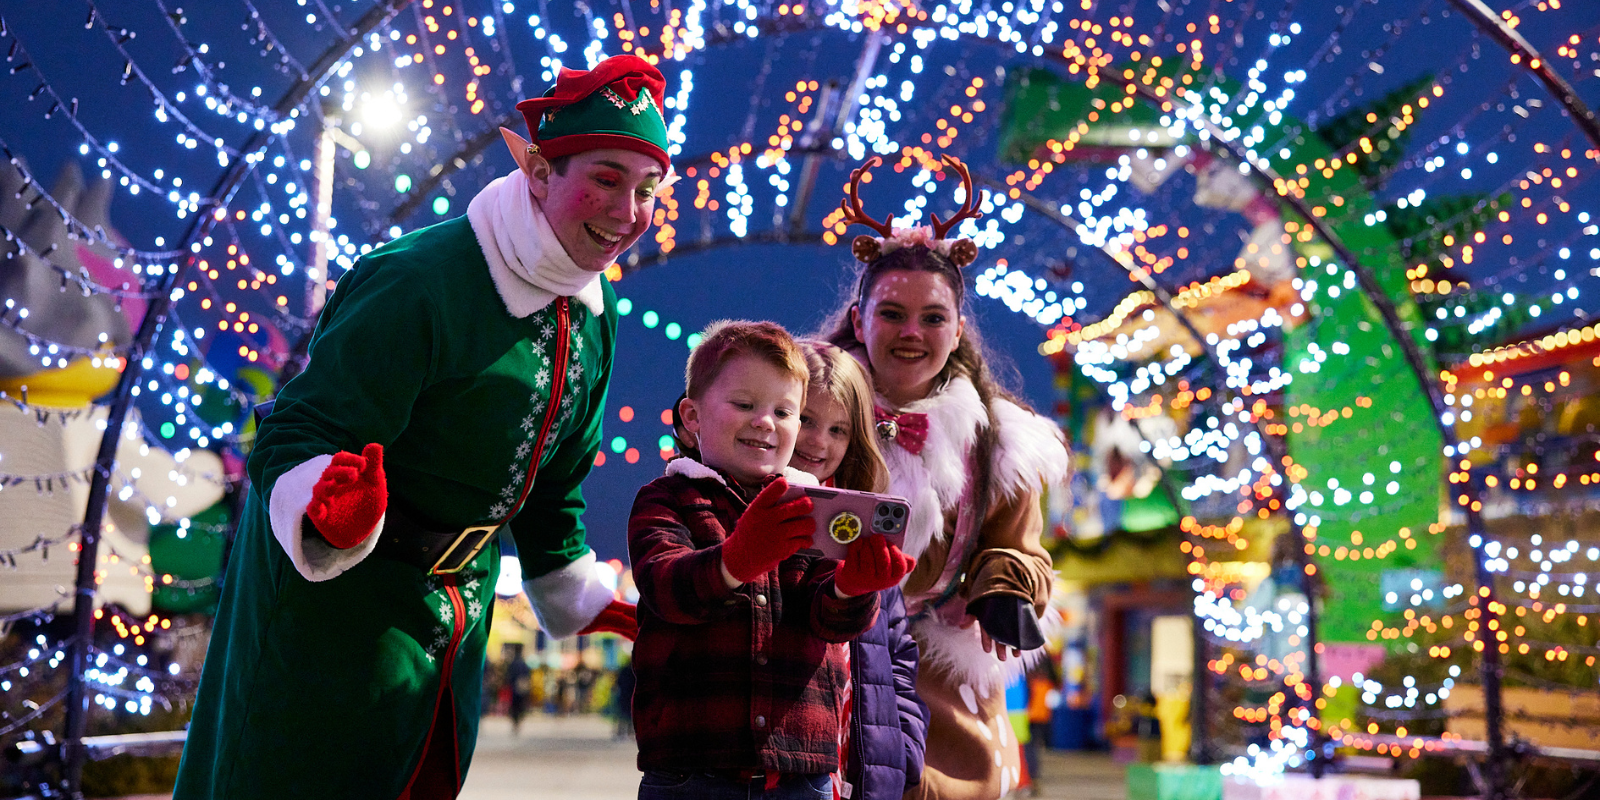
[517,55,671,172]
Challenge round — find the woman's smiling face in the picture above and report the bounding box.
[853,269,964,407]
[533,148,661,272]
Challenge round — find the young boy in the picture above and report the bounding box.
[628,320,915,800]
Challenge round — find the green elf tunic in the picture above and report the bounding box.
[175,169,620,799]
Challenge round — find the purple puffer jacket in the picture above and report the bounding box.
[843,585,929,800]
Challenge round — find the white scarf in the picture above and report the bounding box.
[467,168,606,317]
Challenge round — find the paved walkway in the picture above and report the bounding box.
[460,714,1128,800]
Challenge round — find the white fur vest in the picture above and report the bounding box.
[878,376,1069,690]
[880,376,1069,562]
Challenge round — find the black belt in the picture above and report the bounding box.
[370,510,501,575]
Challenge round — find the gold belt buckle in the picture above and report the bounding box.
[430,524,498,575]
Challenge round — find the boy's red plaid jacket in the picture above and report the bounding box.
[627,458,880,775]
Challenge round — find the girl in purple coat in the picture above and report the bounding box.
[792,341,930,800]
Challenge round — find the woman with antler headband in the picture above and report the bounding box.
[819,155,1069,800]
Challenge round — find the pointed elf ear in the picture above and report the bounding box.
[654,165,681,198]
[501,127,552,183]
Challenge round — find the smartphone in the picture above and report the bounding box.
[789,485,911,561]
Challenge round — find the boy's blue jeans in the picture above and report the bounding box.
[638,770,832,800]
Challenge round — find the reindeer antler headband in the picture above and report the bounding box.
[837,154,987,268]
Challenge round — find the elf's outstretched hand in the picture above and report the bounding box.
[306,443,387,550]
[721,478,814,584]
[577,599,639,640]
[834,535,916,597]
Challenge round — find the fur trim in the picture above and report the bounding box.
[878,381,1068,560]
[524,549,617,639]
[879,377,986,561]
[268,455,386,582]
[910,604,1060,692]
[662,457,819,488]
[467,169,606,318]
[989,398,1070,500]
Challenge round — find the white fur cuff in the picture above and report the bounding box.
[268,455,386,583]
[524,549,617,639]
[991,399,1070,498]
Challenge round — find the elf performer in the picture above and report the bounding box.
[174,55,664,800]
[820,156,1069,800]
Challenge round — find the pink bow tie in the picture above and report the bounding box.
[874,407,929,455]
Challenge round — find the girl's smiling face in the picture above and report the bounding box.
[852,269,964,406]
[791,391,852,484]
[532,148,661,272]
[680,354,805,486]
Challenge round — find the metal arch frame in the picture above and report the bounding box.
[380,16,847,230]
[1106,75,1511,796]
[991,176,1323,769]
[371,13,1504,777]
[1445,0,1600,157]
[60,1,416,792]
[592,13,1521,778]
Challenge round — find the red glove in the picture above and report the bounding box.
[834,534,916,598]
[306,443,387,550]
[578,599,638,640]
[721,478,815,584]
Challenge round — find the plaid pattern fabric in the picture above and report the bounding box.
[628,465,880,775]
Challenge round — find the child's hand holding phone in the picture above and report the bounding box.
[834,534,916,597]
[787,485,912,561]
[721,478,815,584]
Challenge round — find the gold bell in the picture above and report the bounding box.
[876,418,899,442]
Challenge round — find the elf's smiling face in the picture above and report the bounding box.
[531,148,662,272]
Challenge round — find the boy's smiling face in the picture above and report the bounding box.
[681,354,805,486]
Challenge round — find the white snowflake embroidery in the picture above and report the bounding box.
[509,462,524,476]
[515,441,532,459]
[520,414,537,431]
[468,598,484,618]
[500,484,518,499]
[539,321,555,341]
[571,330,584,352]
[422,651,437,665]
[568,361,584,382]
[529,397,547,415]
[489,501,509,518]
[437,599,454,624]
[534,367,551,390]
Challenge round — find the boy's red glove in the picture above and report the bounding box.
[721,478,815,583]
[306,443,387,550]
[834,535,916,597]
[577,599,639,640]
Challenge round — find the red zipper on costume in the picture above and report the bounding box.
[398,298,573,798]
[399,575,470,797]
[501,296,572,524]
[439,577,468,679]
